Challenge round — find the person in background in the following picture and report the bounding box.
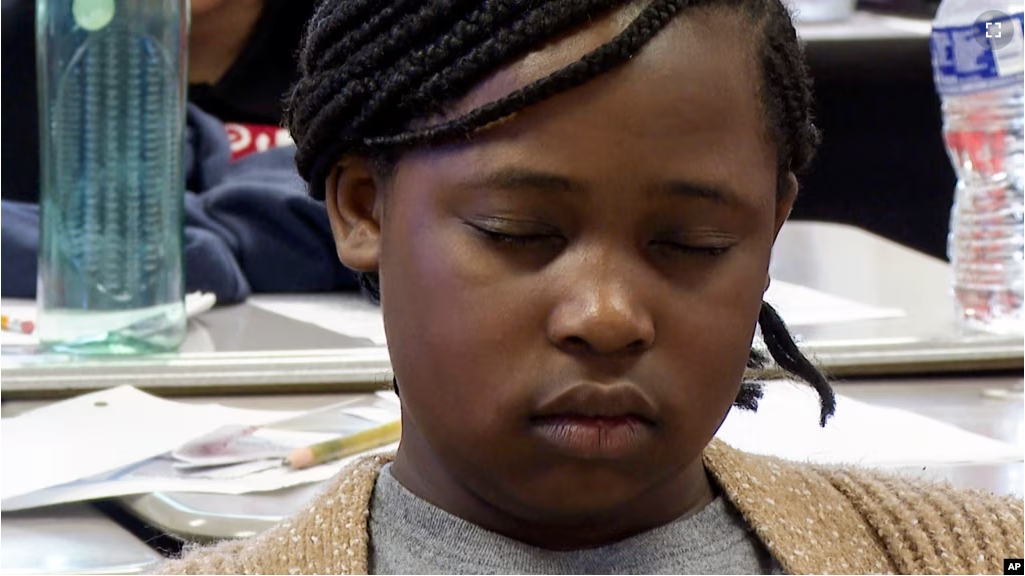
[186,0,310,160]
[1,0,358,304]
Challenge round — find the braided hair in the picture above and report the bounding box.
[286,0,835,426]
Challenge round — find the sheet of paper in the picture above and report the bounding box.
[1,395,403,512]
[0,444,398,512]
[0,385,302,502]
[764,280,905,326]
[716,380,1022,466]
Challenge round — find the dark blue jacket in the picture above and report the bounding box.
[1,105,357,304]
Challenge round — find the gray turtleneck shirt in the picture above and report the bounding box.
[368,464,782,574]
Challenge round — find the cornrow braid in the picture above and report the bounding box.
[364,0,690,150]
[401,1,605,115]
[342,0,615,165]
[305,0,426,76]
[300,0,408,75]
[291,0,690,200]
[755,0,821,181]
[292,0,477,147]
[757,302,836,425]
[287,0,834,426]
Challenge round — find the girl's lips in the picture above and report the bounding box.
[531,415,653,459]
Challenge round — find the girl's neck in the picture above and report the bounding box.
[188,0,264,86]
[391,436,717,550]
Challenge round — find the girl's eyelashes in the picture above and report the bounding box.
[470,229,735,259]
[467,219,737,256]
[470,224,564,247]
[650,228,737,258]
[466,218,566,247]
[652,241,734,257]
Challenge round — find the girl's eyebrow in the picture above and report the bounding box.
[660,181,738,207]
[457,168,575,194]
[458,167,741,207]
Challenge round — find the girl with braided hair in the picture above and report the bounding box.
[159,1,1023,573]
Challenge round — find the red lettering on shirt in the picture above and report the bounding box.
[225,123,294,160]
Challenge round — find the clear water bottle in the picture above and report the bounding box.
[930,2,1024,336]
[36,0,189,354]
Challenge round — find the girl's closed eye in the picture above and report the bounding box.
[466,218,567,248]
[652,233,737,257]
[467,218,737,256]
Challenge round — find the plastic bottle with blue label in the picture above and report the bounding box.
[930,1,1024,335]
[35,0,189,353]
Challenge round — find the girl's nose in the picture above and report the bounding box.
[546,249,656,358]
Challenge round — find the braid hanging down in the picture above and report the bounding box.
[286,0,833,426]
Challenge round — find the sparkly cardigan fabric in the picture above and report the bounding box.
[157,439,1024,575]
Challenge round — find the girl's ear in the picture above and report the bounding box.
[324,157,384,273]
[773,172,798,240]
[766,172,799,296]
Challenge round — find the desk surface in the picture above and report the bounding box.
[836,376,1024,498]
[2,222,1021,399]
[2,373,1021,571]
[769,223,1021,375]
[0,503,162,574]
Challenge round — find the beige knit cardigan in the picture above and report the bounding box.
[157,439,1024,574]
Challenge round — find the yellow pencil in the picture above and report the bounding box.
[285,419,401,469]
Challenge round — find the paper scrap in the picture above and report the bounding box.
[0,444,397,512]
[0,386,301,501]
[1,388,403,511]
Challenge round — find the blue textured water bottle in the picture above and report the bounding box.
[36,0,189,353]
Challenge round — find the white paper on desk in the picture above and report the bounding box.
[716,381,1022,466]
[0,385,303,502]
[0,401,402,512]
[764,280,905,326]
[0,443,398,512]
